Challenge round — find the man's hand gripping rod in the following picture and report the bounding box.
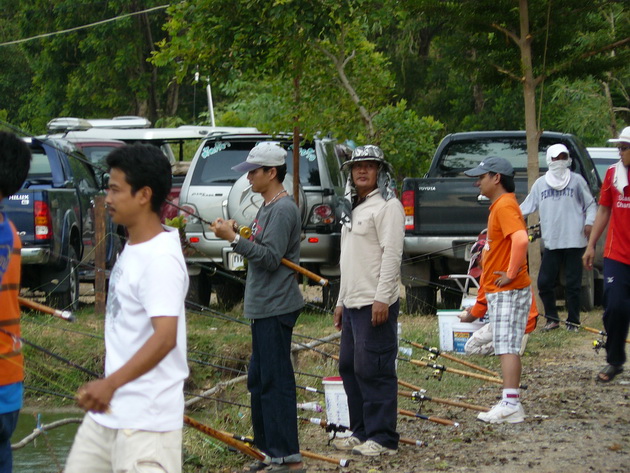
[232,223,329,287]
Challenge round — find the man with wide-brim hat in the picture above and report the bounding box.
[583,126,630,383]
[332,145,405,456]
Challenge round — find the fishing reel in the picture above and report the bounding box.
[411,391,428,413]
[592,339,605,353]
[325,423,350,444]
[426,369,444,381]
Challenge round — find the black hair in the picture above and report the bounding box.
[106,144,171,214]
[0,131,32,198]
[262,164,287,182]
[489,172,515,193]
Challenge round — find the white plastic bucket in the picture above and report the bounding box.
[437,310,463,351]
[322,376,352,437]
[438,310,485,352]
[452,323,480,353]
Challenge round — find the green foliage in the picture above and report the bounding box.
[371,100,444,181]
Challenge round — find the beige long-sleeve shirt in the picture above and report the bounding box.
[337,189,405,309]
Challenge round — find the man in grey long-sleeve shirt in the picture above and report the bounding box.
[520,144,597,331]
[211,142,305,472]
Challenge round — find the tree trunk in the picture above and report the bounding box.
[519,0,542,310]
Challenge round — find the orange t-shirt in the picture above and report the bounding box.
[0,222,24,386]
[482,193,531,293]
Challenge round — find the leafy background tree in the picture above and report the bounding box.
[0,0,627,174]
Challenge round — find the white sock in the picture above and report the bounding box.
[502,388,520,406]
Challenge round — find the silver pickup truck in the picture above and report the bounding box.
[178,131,347,309]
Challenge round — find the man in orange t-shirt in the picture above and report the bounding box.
[464,157,531,424]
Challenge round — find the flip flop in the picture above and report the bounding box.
[244,460,270,472]
[597,364,623,383]
[265,464,307,473]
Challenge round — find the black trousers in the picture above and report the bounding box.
[339,301,399,450]
[538,247,584,324]
[603,258,630,367]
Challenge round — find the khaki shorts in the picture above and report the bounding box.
[64,415,182,473]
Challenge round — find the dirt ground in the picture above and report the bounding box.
[290,325,630,473]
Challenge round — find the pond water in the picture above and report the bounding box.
[11,411,81,473]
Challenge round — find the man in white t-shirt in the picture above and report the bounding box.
[64,145,189,473]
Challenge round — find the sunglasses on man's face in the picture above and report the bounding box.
[618,145,630,152]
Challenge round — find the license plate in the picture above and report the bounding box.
[227,251,245,271]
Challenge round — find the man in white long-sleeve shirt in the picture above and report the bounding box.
[332,145,404,457]
[520,143,597,331]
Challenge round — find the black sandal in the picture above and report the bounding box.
[597,364,623,383]
[244,460,270,472]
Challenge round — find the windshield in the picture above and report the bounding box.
[190,140,320,186]
[437,137,579,177]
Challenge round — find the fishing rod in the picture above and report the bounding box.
[402,356,504,385]
[19,297,75,322]
[11,417,83,450]
[546,317,630,344]
[398,379,489,412]
[400,338,500,377]
[298,417,429,448]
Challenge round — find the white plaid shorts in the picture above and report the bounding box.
[486,286,531,355]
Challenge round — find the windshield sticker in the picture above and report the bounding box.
[201,141,231,159]
[288,146,317,162]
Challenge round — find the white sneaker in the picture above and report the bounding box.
[352,439,397,456]
[477,401,525,424]
[332,435,362,451]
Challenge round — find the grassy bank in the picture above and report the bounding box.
[18,300,605,472]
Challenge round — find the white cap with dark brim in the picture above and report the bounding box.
[232,141,287,173]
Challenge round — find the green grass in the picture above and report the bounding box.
[18,301,607,472]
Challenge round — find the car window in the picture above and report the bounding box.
[190,140,321,187]
[68,154,99,192]
[80,146,120,173]
[437,137,575,177]
[28,150,53,178]
[593,158,619,180]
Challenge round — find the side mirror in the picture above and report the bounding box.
[101,172,110,189]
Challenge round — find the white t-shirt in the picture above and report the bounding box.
[90,227,189,431]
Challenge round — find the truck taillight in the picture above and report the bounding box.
[310,204,335,225]
[34,200,53,240]
[402,190,415,230]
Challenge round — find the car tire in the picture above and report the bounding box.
[187,271,212,308]
[322,278,340,310]
[440,285,462,310]
[405,285,436,315]
[215,283,245,310]
[48,246,80,312]
[580,270,595,312]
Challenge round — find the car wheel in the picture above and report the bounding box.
[215,283,245,310]
[187,271,212,308]
[322,278,340,311]
[440,284,462,310]
[48,246,80,312]
[580,270,595,312]
[405,285,437,315]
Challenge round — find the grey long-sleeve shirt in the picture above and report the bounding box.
[233,196,304,319]
[520,172,597,250]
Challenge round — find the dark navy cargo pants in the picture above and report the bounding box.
[339,301,399,450]
[603,258,630,367]
[248,311,302,464]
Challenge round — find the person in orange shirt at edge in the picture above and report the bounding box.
[459,230,538,356]
[464,157,531,423]
[0,132,32,473]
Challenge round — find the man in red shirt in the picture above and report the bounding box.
[465,157,531,423]
[583,126,630,383]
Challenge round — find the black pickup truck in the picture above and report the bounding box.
[0,137,121,310]
[401,131,602,314]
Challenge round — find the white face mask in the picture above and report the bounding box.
[545,159,572,190]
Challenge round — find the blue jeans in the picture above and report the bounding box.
[248,311,302,464]
[339,301,399,450]
[0,410,19,473]
[538,247,584,324]
[603,258,630,367]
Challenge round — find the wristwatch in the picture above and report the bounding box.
[230,234,240,248]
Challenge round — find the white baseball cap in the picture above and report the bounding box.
[546,143,570,160]
[608,126,630,144]
[232,142,287,173]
